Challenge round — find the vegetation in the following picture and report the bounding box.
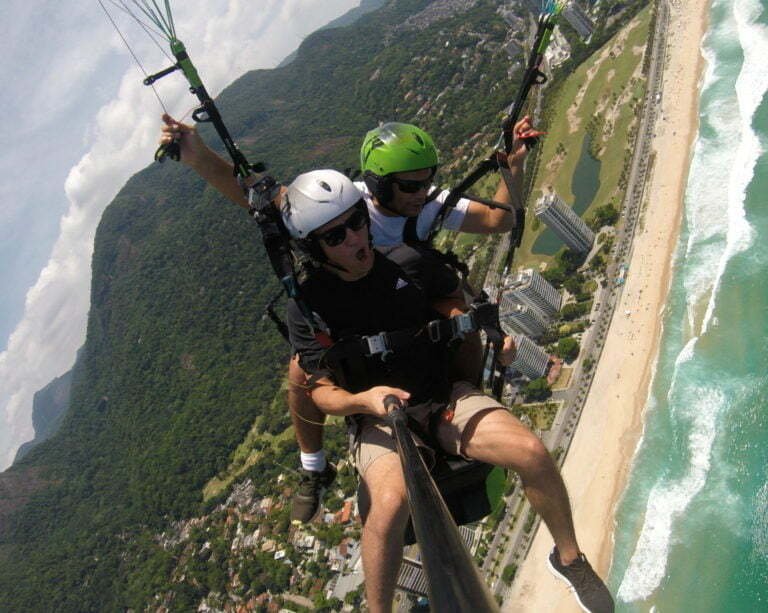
[556,337,580,362]
[502,563,518,585]
[561,301,591,321]
[523,378,552,402]
[588,202,620,230]
[513,402,559,430]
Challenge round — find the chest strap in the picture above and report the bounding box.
[359,301,503,360]
[427,302,504,348]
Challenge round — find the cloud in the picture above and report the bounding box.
[0,0,361,469]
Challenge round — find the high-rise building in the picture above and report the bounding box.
[563,1,595,41]
[535,191,595,254]
[503,268,562,318]
[500,303,548,339]
[509,335,549,380]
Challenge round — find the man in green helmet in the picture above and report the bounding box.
[356,120,532,245]
[159,113,536,523]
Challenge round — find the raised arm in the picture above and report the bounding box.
[159,113,249,208]
[459,115,540,234]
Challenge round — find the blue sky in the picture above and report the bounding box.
[0,0,361,469]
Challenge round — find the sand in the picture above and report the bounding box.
[503,0,711,610]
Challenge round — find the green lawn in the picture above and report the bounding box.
[515,5,652,271]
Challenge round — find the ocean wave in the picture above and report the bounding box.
[673,336,697,370]
[701,0,765,331]
[678,0,763,336]
[617,387,722,602]
[753,480,768,562]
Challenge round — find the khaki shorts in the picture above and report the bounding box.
[352,381,506,477]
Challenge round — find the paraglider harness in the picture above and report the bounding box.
[313,293,507,545]
[119,0,563,545]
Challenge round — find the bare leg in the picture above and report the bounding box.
[359,453,410,613]
[460,409,580,564]
[287,355,325,453]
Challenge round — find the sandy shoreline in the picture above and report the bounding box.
[504,0,711,610]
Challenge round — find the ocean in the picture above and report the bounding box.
[608,0,768,610]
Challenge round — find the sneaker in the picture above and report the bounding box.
[290,463,337,524]
[547,547,615,613]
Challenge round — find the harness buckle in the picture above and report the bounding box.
[427,320,442,343]
[451,312,475,340]
[362,333,392,360]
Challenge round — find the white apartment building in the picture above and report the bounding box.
[535,191,595,254]
[503,268,562,318]
[509,334,550,380]
[499,303,548,339]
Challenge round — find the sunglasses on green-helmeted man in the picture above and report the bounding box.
[390,168,435,194]
[313,201,369,247]
[390,176,433,193]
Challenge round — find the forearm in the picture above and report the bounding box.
[462,159,523,234]
[493,157,523,206]
[189,146,249,208]
[310,383,370,417]
[487,159,523,229]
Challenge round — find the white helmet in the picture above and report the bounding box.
[282,169,363,239]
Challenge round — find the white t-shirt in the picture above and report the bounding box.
[354,181,471,247]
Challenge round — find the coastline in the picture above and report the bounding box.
[503,0,712,610]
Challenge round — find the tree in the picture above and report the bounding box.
[561,302,589,321]
[556,249,586,274]
[556,337,580,362]
[589,203,619,229]
[590,252,606,273]
[563,273,585,295]
[313,593,342,612]
[541,266,566,287]
[524,378,551,402]
[502,563,518,585]
[344,585,364,608]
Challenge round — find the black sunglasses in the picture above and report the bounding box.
[314,202,368,247]
[391,176,433,193]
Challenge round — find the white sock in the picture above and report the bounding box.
[300,450,327,472]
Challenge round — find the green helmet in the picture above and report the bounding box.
[360,122,439,176]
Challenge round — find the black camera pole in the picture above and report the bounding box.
[384,395,499,613]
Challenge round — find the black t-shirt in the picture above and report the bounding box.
[375,242,459,300]
[286,248,457,404]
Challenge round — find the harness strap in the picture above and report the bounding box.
[402,188,440,244]
[357,302,501,361]
[359,328,420,361]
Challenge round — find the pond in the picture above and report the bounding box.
[532,134,601,255]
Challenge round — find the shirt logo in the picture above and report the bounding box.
[395,278,409,290]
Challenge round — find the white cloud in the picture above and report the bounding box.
[0,0,361,469]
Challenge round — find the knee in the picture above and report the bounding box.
[516,433,555,476]
[365,487,409,534]
[288,355,307,385]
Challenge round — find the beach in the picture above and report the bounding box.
[504,0,712,610]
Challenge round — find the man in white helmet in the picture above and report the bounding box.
[158,114,537,526]
[280,169,614,613]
